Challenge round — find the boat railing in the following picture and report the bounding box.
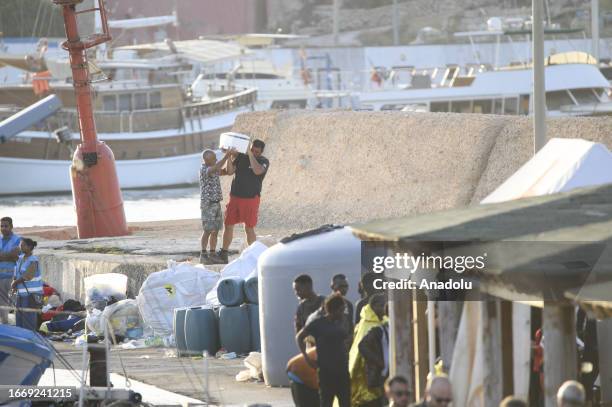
[303,64,494,93]
[48,87,257,134]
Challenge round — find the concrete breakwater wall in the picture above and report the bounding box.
[38,252,167,302]
[230,111,612,230]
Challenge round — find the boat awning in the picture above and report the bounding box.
[108,14,177,30]
[351,184,612,303]
[97,58,185,70]
[115,39,249,64]
[198,33,309,47]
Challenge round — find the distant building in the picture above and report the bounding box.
[106,0,268,44]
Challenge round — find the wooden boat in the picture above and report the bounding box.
[0,40,257,195]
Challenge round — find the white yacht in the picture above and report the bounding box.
[356,52,612,116]
[191,57,315,110]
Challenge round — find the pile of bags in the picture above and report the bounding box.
[137,260,220,337]
[167,242,267,357]
[81,273,144,342]
[73,242,267,353]
[39,299,86,339]
[87,299,142,339]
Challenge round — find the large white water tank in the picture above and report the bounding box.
[258,226,362,386]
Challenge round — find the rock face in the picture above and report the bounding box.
[228,110,612,230]
[266,0,591,45]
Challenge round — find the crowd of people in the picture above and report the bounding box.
[0,216,43,331]
[288,271,590,407]
[291,272,391,407]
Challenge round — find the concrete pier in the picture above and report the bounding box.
[21,220,283,301]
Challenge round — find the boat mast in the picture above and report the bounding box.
[592,0,600,63]
[392,0,399,46]
[52,0,128,238]
[333,0,340,46]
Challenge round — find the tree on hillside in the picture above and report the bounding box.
[0,0,64,38]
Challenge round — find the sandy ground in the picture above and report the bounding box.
[15,220,293,258]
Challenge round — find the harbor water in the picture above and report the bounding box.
[0,187,201,227]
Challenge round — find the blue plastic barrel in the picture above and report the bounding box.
[243,276,258,304]
[173,308,189,356]
[184,307,219,356]
[243,303,260,352]
[217,277,245,306]
[219,305,251,354]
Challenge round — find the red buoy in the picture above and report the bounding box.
[71,142,127,237]
[53,0,128,238]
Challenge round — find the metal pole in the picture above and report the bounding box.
[203,351,210,405]
[542,303,577,407]
[392,0,399,46]
[592,0,600,63]
[533,0,547,153]
[78,337,87,407]
[333,0,340,46]
[104,320,111,395]
[427,301,436,374]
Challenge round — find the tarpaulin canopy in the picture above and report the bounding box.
[352,138,612,407]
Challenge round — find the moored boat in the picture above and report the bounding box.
[0,39,257,195]
[0,325,54,387]
[356,53,612,115]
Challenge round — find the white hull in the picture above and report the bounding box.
[356,63,612,113]
[0,153,202,195]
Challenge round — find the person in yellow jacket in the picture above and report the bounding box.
[349,293,388,407]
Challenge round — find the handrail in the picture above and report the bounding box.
[22,87,257,134]
[186,87,257,108]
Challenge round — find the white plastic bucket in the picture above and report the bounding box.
[219,132,250,154]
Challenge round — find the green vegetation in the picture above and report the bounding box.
[0,0,64,38]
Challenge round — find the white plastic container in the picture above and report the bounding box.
[258,226,362,386]
[219,132,250,154]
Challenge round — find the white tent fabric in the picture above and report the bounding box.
[449,302,485,406]
[482,138,612,203]
[450,138,612,406]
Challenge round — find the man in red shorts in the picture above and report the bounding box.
[217,139,269,264]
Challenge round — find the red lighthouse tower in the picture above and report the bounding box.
[52,0,128,238]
